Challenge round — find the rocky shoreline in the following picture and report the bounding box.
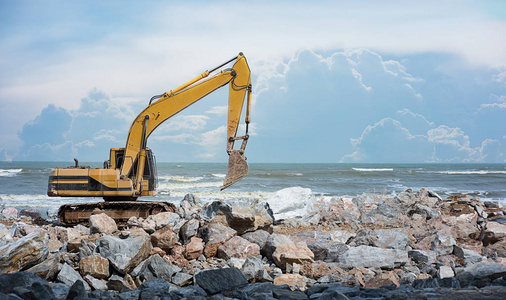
[1,188,506,299]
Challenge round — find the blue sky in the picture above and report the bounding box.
[1,0,505,163]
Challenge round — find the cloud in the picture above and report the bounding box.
[156,115,209,133]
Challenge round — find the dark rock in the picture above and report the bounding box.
[194,267,248,295]
[0,271,54,300]
[169,285,207,300]
[317,289,349,300]
[179,219,200,244]
[137,280,172,299]
[131,254,179,282]
[233,282,276,299]
[241,256,264,281]
[17,209,41,220]
[272,287,308,300]
[241,230,270,249]
[65,280,86,300]
[408,249,431,265]
[412,277,460,289]
[172,272,193,286]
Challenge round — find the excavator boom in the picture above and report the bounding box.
[47,53,253,225]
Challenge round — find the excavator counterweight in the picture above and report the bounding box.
[48,53,253,225]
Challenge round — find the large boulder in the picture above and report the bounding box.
[339,245,409,269]
[96,234,152,274]
[199,222,237,257]
[0,271,55,300]
[179,218,200,244]
[272,243,314,269]
[57,263,91,291]
[266,187,316,220]
[26,255,60,280]
[241,230,270,249]
[201,198,274,234]
[131,254,179,282]
[142,212,180,233]
[194,267,248,295]
[217,236,261,260]
[150,225,179,252]
[79,254,110,279]
[89,213,117,234]
[184,236,204,260]
[0,230,49,273]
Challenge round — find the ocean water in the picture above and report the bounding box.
[0,161,505,216]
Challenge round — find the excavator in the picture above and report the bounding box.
[48,53,252,225]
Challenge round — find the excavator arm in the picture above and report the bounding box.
[120,53,252,191]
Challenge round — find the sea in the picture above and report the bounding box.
[1,162,505,217]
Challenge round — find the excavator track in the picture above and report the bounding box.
[57,201,177,226]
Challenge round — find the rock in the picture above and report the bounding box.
[412,277,460,289]
[273,274,309,291]
[241,229,270,249]
[462,248,483,265]
[262,233,294,262]
[89,213,117,234]
[194,267,248,295]
[150,246,166,257]
[266,187,316,220]
[150,225,179,253]
[132,254,179,282]
[136,280,173,298]
[79,254,109,279]
[199,222,237,257]
[373,228,411,250]
[184,236,204,260]
[18,208,41,219]
[2,207,18,218]
[0,223,13,241]
[0,271,55,300]
[257,269,274,282]
[67,234,100,253]
[437,265,454,279]
[330,230,356,244]
[431,234,457,256]
[483,222,506,246]
[179,218,200,244]
[169,285,207,299]
[408,249,434,266]
[172,272,193,286]
[66,280,86,300]
[272,243,314,269]
[0,230,49,273]
[339,245,409,269]
[26,255,60,280]
[96,234,151,274]
[217,236,261,260]
[241,256,265,281]
[56,263,90,291]
[107,274,135,291]
[142,212,180,234]
[462,262,506,281]
[84,275,107,290]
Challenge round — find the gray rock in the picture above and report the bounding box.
[179,219,200,244]
[66,280,86,300]
[172,272,193,286]
[132,254,179,282]
[194,267,248,295]
[26,255,60,280]
[241,256,264,281]
[241,230,270,249]
[262,234,294,261]
[463,248,483,265]
[18,209,41,219]
[84,275,107,290]
[0,271,55,300]
[463,262,506,280]
[408,249,434,266]
[137,280,173,299]
[56,263,90,291]
[373,228,411,250]
[437,265,454,279]
[96,234,151,274]
[431,234,456,256]
[339,245,409,269]
[0,230,49,273]
[107,274,133,292]
[169,285,207,299]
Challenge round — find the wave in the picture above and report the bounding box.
[258,173,304,177]
[158,181,223,191]
[165,190,276,201]
[0,194,95,207]
[159,175,203,182]
[352,168,393,172]
[434,171,506,175]
[211,173,226,178]
[0,169,22,177]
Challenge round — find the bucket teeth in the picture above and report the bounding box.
[222,150,249,190]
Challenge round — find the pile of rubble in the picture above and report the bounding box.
[1,189,506,299]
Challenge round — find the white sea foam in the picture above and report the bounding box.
[0,194,94,207]
[167,190,276,201]
[211,173,226,178]
[0,169,22,177]
[159,175,204,182]
[435,170,506,175]
[158,181,223,191]
[352,168,393,172]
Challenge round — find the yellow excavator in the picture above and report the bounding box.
[48,53,252,225]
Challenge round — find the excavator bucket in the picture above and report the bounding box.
[222,150,249,190]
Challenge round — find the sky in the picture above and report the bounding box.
[1,0,505,163]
